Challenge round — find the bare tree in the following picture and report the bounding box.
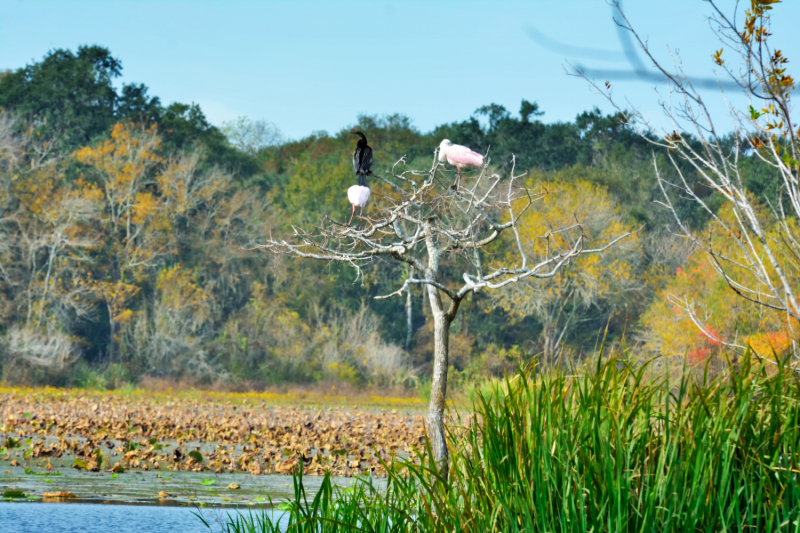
[574,0,800,361]
[221,116,283,156]
[256,151,631,478]
[488,177,642,362]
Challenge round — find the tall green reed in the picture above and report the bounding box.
[209,351,800,532]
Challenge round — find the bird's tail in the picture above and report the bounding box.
[358,171,366,187]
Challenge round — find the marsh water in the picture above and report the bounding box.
[0,458,370,532]
[0,419,390,532]
[0,501,264,533]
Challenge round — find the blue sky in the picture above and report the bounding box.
[2,0,798,140]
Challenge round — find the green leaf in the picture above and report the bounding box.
[188,450,204,463]
[111,473,118,479]
[2,490,25,498]
[23,413,32,419]
[277,502,294,511]
[750,105,764,120]
[253,496,266,502]
[73,458,87,470]
[23,468,61,476]
[201,478,215,486]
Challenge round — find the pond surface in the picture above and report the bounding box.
[0,500,286,533]
[1,462,334,506]
[1,460,379,532]
[1,456,376,506]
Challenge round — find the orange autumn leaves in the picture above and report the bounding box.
[641,202,797,366]
[74,122,164,230]
[9,121,235,363]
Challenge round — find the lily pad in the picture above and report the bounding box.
[42,491,77,499]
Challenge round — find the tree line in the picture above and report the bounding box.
[0,45,785,388]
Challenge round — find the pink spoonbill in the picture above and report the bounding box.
[438,139,484,189]
[348,129,372,225]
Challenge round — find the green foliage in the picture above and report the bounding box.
[0,46,121,149]
[209,354,800,532]
[0,45,790,389]
[0,46,259,176]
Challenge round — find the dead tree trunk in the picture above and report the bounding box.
[423,219,461,477]
[405,267,413,352]
[428,303,451,477]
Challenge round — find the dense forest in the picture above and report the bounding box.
[0,46,785,389]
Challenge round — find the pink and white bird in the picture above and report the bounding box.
[438,139,484,189]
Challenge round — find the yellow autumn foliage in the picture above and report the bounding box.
[489,176,640,355]
[156,264,210,317]
[640,200,799,367]
[74,123,163,223]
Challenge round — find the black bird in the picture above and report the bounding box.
[350,129,373,185]
[348,129,373,224]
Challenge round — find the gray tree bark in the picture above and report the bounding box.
[405,267,413,352]
[423,219,460,479]
[427,297,452,478]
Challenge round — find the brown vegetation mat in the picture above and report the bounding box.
[0,387,426,477]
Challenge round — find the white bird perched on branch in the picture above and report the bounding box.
[438,139,484,189]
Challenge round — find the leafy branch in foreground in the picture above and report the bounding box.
[574,0,800,364]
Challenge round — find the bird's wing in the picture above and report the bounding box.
[357,186,370,206]
[348,185,361,205]
[447,144,484,167]
[348,185,370,207]
[361,145,373,174]
[353,146,362,174]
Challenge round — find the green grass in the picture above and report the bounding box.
[207,351,800,532]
